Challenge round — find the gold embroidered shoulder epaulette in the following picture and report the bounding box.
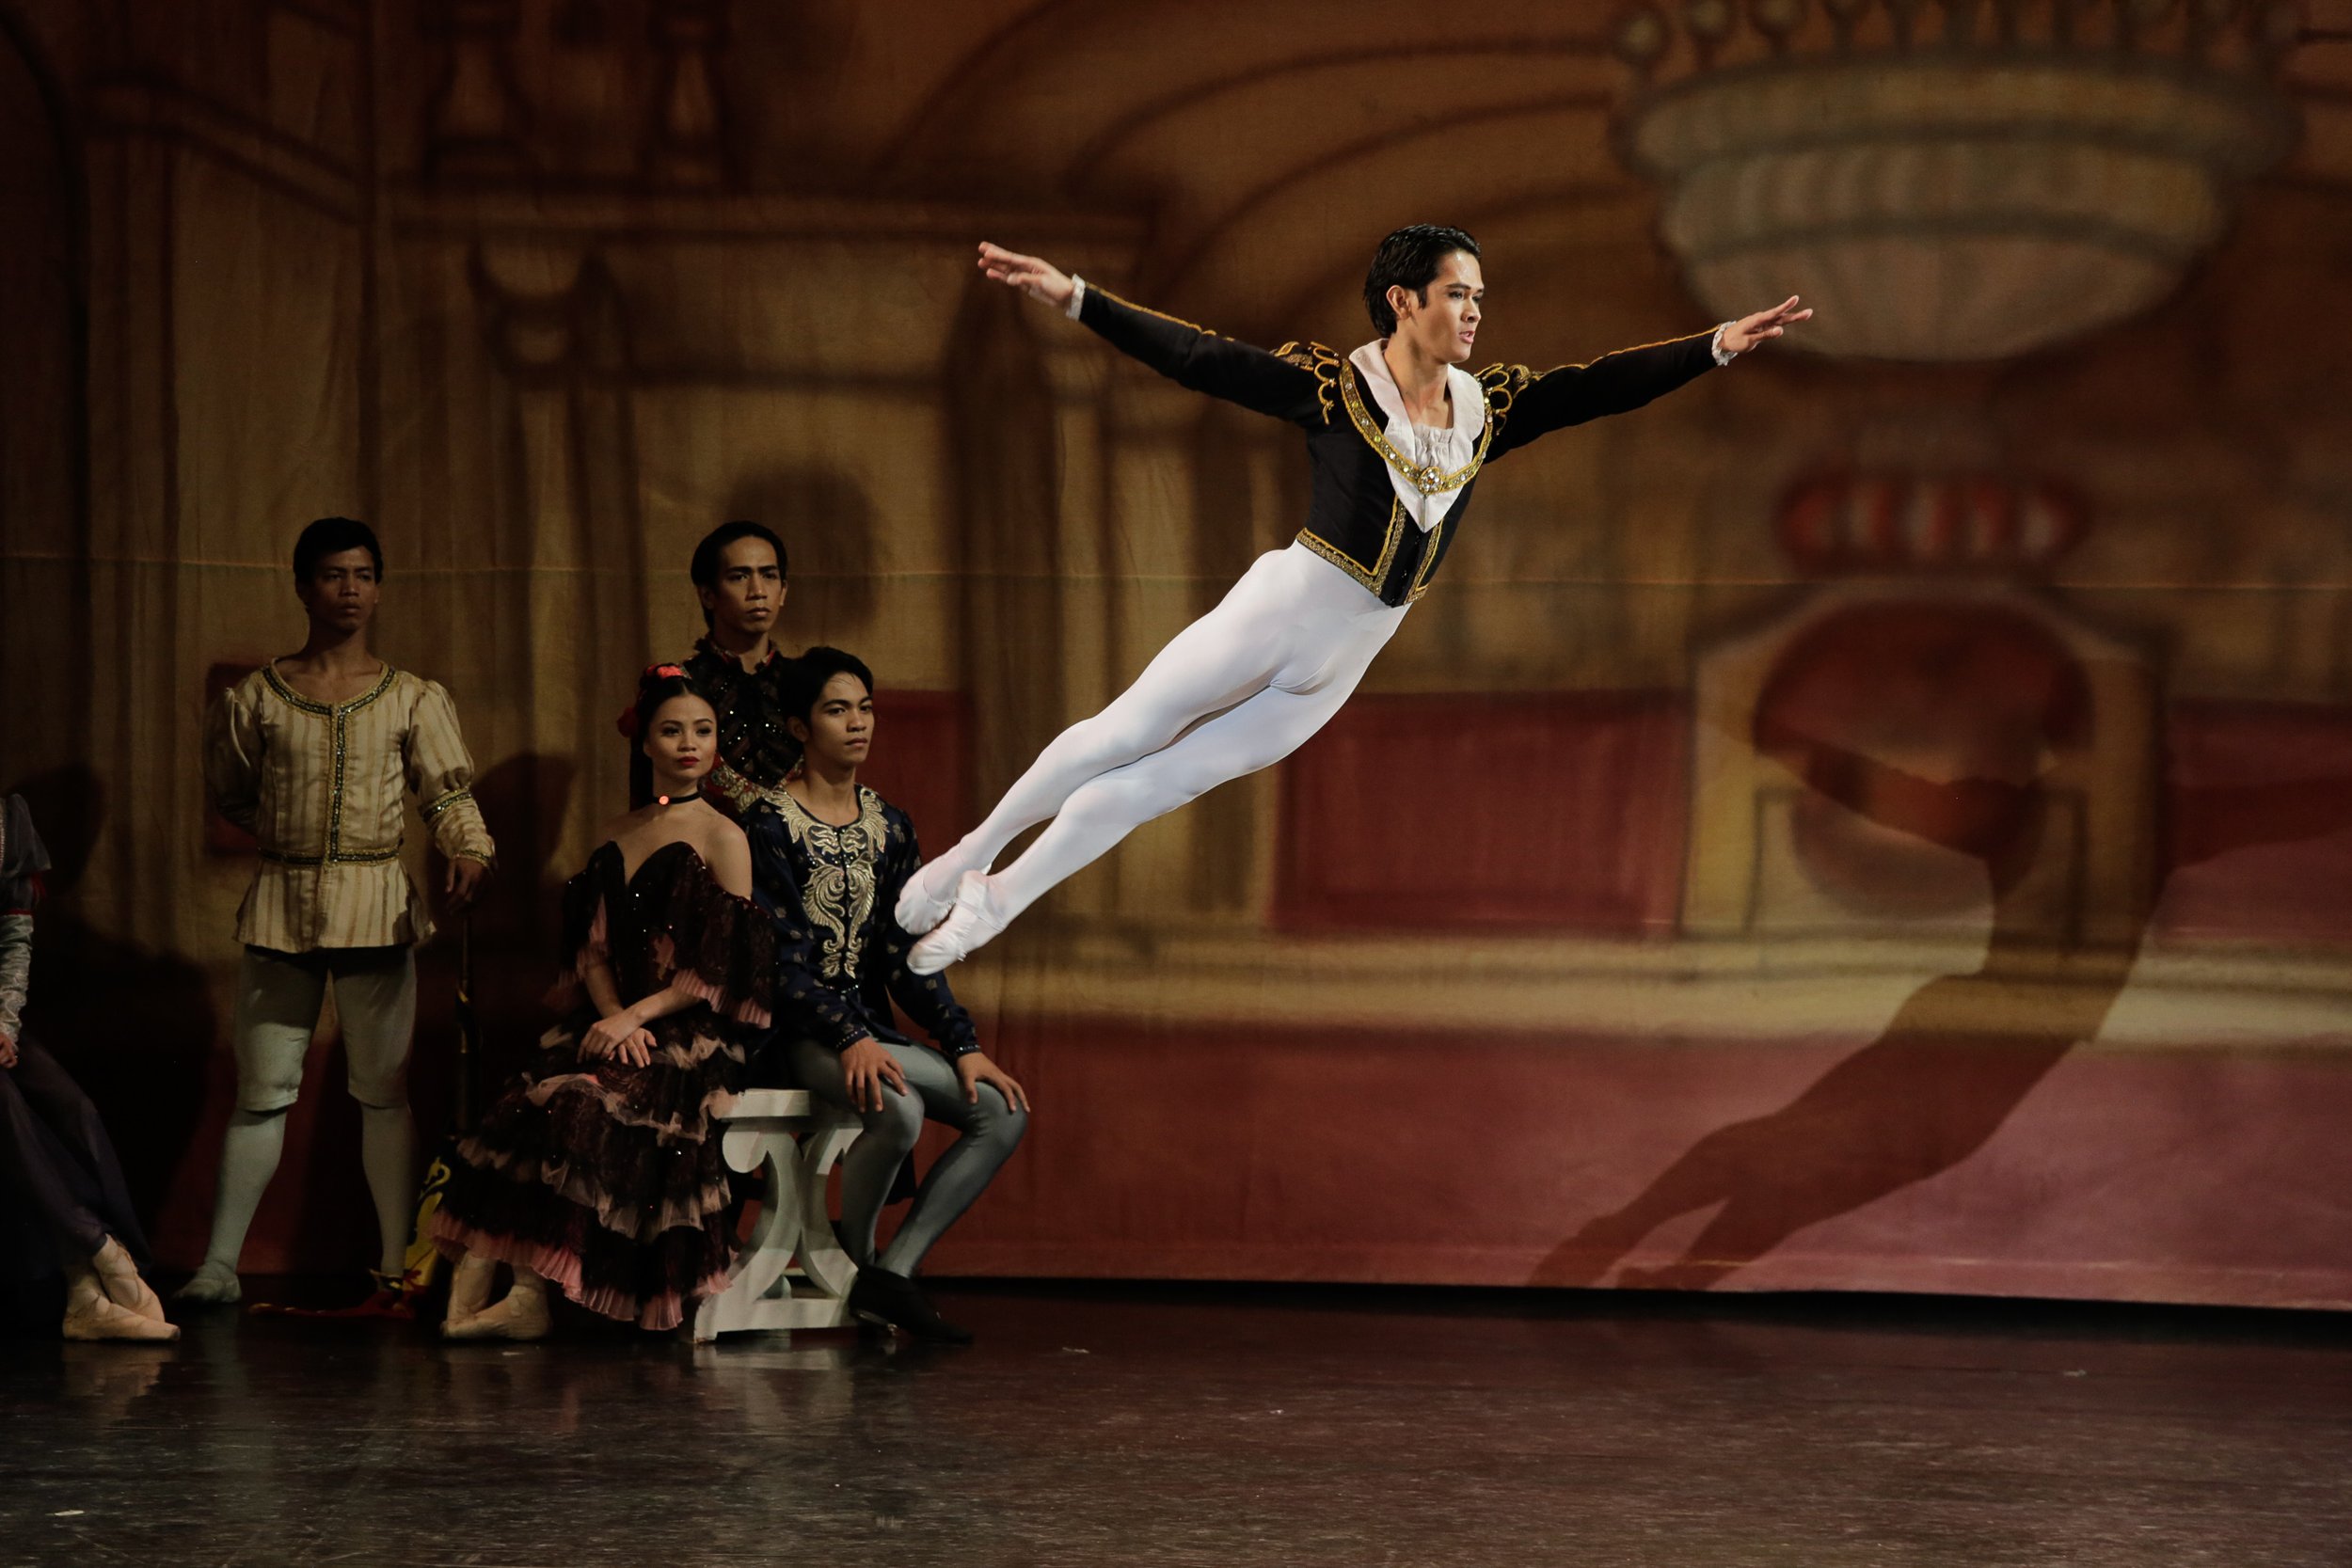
[1478,362,1540,421]
[1274,340,1343,423]
[709,761,794,818]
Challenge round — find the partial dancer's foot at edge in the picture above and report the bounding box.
[172,1259,242,1306]
[907,871,1006,975]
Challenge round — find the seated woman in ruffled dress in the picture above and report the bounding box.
[431,665,773,1338]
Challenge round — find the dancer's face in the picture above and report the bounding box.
[1391,250,1484,366]
[789,673,874,774]
[698,538,786,643]
[296,546,380,636]
[643,694,717,792]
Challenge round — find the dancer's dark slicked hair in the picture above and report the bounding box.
[1362,225,1481,337]
[787,645,876,726]
[293,516,384,583]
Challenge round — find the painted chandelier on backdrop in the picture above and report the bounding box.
[1611,0,2306,361]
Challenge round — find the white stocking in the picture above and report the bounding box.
[358,1102,417,1277]
[198,1108,288,1274]
[934,545,1406,920]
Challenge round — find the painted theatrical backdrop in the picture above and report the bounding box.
[3,0,2351,1307]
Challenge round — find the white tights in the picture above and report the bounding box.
[933,544,1408,925]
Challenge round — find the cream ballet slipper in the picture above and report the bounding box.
[90,1237,168,1324]
[442,1253,498,1332]
[442,1267,548,1341]
[63,1263,180,1342]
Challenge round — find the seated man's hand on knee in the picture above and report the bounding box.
[841,1037,908,1113]
[956,1051,1030,1114]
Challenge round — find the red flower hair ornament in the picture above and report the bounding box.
[615,663,691,737]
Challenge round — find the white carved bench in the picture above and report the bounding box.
[692,1088,865,1342]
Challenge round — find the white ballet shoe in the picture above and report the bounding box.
[894,855,964,936]
[91,1237,168,1324]
[64,1266,181,1342]
[171,1259,242,1306]
[907,871,1007,976]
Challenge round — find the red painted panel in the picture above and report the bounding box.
[2160,701,2352,942]
[918,1013,2352,1309]
[860,688,972,849]
[1274,691,1688,934]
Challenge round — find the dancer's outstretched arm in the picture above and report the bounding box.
[978,241,1327,424]
[1483,294,1812,459]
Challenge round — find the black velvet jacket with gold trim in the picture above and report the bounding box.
[1075,285,1721,607]
[747,784,980,1060]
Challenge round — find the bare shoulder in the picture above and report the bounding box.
[684,803,746,854]
[691,806,754,895]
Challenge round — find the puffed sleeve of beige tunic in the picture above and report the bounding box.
[203,677,265,835]
[405,678,496,866]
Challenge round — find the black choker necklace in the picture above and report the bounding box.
[655,790,702,807]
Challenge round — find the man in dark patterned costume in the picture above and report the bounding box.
[682,519,801,818]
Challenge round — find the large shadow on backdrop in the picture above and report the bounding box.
[1537,607,2352,1289]
[8,767,214,1234]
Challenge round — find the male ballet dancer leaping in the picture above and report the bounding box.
[900,227,1808,973]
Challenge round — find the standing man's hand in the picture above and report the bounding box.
[955,1052,1030,1113]
[444,855,489,912]
[977,243,1076,310]
[841,1037,909,1113]
[1721,295,1812,355]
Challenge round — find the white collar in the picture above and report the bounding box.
[1347,341,1484,532]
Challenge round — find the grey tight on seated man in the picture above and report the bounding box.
[778,1036,1024,1277]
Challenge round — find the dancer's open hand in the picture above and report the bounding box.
[977,242,1075,309]
[0,1030,16,1070]
[1721,295,1812,355]
[842,1037,909,1113]
[583,1014,655,1068]
[956,1051,1030,1114]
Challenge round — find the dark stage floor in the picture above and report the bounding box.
[5,1282,2349,1568]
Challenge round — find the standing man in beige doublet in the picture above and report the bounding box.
[177,517,495,1308]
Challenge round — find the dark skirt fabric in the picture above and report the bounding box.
[0,1033,151,1285]
[433,1004,747,1331]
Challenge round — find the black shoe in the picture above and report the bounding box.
[846,1267,973,1345]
